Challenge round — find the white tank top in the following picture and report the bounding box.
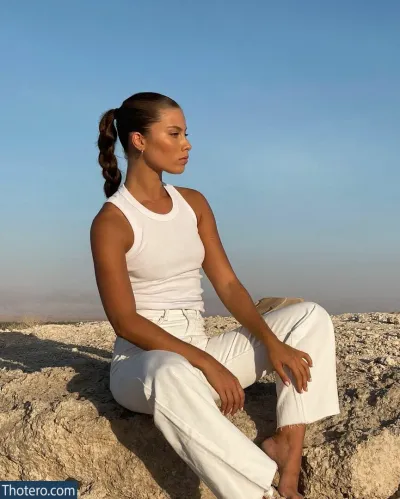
[105,182,206,312]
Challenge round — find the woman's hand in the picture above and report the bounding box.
[201,358,245,416]
[266,338,313,393]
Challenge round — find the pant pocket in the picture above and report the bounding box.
[137,310,166,325]
[156,313,167,326]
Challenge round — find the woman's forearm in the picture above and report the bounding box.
[217,280,279,348]
[116,313,215,371]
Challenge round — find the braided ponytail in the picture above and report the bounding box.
[97,109,122,198]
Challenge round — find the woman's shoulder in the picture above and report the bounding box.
[173,185,208,202]
[91,201,133,239]
[173,185,207,224]
[91,202,134,255]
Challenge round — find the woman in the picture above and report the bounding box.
[90,92,340,499]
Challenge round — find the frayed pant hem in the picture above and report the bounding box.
[277,422,306,431]
[276,407,341,431]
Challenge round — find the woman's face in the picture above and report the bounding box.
[138,107,192,174]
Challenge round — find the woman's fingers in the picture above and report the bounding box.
[301,351,313,367]
[275,364,291,387]
[224,389,234,415]
[296,351,312,389]
[231,380,245,415]
[300,362,309,391]
[277,362,306,394]
[301,357,312,382]
[221,386,244,416]
[293,363,305,393]
[289,350,312,392]
[219,390,227,414]
[271,346,314,393]
[229,382,240,415]
[238,381,245,410]
[297,350,313,381]
[230,390,240,415]
[291,359,306,392]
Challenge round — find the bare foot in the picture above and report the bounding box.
[261,434,304,499]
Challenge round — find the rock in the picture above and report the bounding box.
[301,384,400,499]
[0,311,399,498]
[376,356,397,367]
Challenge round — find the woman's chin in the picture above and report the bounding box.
[167,165,186,174]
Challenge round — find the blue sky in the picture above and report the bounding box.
[1,1,399,319]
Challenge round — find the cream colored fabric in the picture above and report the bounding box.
[110,302,340,499]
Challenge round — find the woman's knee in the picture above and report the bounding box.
[303,302,335,342]
[298,301,331,320]
[308,301,332,321]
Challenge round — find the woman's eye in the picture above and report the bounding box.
[170,132,189,137]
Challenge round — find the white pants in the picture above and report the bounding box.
[110,302,341,499]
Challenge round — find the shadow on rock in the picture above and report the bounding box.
[0,329,202,499]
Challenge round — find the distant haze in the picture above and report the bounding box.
[1,258,399,321]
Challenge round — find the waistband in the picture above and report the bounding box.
[137,309,203,321]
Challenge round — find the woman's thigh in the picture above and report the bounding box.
[204,301,320,390]
[110,349,192,415]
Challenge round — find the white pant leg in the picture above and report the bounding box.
[110,348,276,499]
[204,301,341,429]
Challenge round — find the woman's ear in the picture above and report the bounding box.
[130,131,145,152]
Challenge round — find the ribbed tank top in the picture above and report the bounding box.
[105,182,206,312]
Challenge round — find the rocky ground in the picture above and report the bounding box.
[0,309,399,498]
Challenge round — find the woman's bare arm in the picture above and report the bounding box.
[90,205,214,370]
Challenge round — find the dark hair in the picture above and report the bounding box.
[97,92,180,198]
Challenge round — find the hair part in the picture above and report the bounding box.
[97,92,180,198]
